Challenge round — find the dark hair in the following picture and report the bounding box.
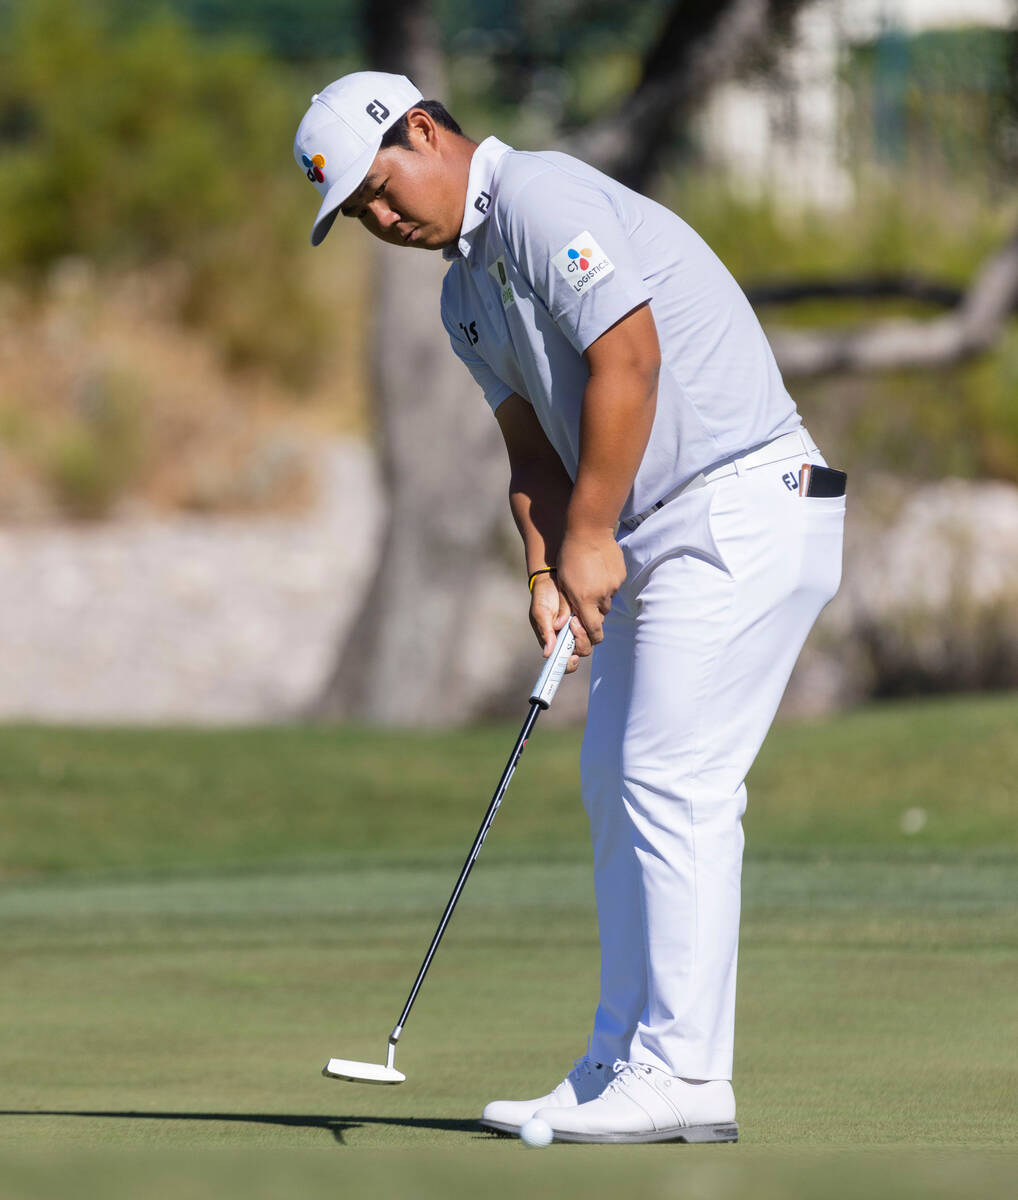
[379,99,463,150]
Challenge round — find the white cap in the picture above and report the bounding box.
[294,72,423,246]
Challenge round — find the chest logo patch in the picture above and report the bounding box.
[488,255,515,307]
[552,231,615,296]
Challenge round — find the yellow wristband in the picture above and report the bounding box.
[528,567,556,593]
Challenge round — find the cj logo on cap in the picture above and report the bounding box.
[552,231,615,296]
[366,99,390,124]
[301,152,326,183]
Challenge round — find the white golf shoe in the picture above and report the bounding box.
[533,1060,739,1144]
[480,1055,611,1135]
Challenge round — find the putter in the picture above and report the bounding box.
[323,619,577,1085]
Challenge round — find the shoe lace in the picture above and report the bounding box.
[603,1059,653,1095]
[567,1054,602,1081]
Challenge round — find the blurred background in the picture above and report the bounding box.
[1,0,1017,727]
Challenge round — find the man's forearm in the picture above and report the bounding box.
[567,363,658,535]
[508,456,573,574]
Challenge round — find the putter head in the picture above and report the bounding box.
[322,1056,406,1085]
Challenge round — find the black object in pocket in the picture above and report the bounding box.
[799,464,847,498]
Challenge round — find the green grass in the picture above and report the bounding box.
[1,694,1017,1194]
[3,691,1016,879]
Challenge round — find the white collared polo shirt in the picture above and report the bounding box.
[440,137,803,522]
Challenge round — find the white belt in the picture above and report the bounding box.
[620,427,818,532]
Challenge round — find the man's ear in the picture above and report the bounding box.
[406,108,438,148]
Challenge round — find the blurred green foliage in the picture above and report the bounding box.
[144,0,361,61]
[847,26,1018,191]
[2,0,269,266]
[83,0,669,108]
[0,0,325,380]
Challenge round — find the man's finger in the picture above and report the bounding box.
[576,603,605,646]
[532,611,557,656]
[568,614,593,658]
[544,624,557,656]
[556,590,599,655]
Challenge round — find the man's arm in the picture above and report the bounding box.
[495,392,571,577]
[494,300,660,664]
[557,302,660,645]
[495,392,587,670]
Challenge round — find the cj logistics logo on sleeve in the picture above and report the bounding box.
[552,231,615,296]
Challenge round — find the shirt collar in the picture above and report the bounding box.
[443,136,513,261]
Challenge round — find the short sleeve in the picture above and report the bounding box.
[440,287,514,415]
[499,165,652,355]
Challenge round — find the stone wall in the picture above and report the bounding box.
[0,442,382,723]
[2,441,1016,724]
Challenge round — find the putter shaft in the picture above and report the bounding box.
[390,699,542,1042]
[387,620,575,1046]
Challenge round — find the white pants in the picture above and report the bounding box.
[581,431,845,1081]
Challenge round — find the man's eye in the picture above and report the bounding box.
[375,183,386,197]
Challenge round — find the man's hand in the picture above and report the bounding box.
[530,574,586,673]
[555,526,625,650]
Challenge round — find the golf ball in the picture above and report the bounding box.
[520,1117,554,1148]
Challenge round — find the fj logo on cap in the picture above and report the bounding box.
[365,99,390,124]
[474,191,491,215]
[488,256,515,307]
[301,152,326,183]
[552,231,614,296]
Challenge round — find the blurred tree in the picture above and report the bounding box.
[311,0,510,723]
[567,0,809,189]
[764,234,1018,378]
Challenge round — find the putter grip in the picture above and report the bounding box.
[529,621,576,709]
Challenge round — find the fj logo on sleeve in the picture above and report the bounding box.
[488,256,515,307]
[552,231,615,296]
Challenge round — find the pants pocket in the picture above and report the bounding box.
[799,495,846,607]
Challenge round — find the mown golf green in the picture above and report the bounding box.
[1,694,1016,1197]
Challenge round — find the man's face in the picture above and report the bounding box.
[339,127,464,251]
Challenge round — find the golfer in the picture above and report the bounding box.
[294,72,845,1144]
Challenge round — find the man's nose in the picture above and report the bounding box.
[369,203,400,230]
